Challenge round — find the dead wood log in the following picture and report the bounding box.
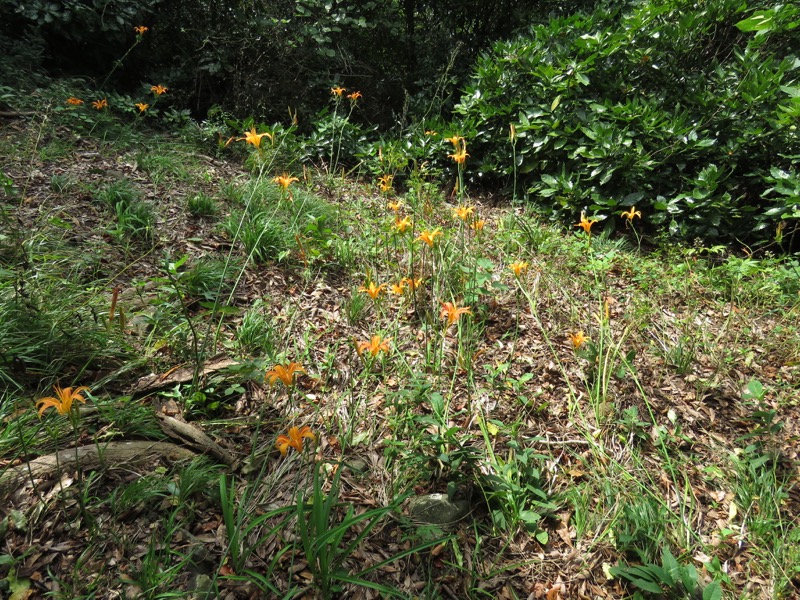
[0,441,195,498]
[157,414,236,467]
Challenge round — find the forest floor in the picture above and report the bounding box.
[1,108,800,600]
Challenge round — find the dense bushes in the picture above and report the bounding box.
[454,0,800,245]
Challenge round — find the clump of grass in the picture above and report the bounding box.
[186,192,219,218]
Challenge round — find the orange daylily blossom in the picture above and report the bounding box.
[621,206,642,221]
[575,212,597,234]
[448,147,469,165]
[441,301,472,327]
[92,98,108,110]
[509,261,529,277]
[265,362,305,388]
[134,26,148,35]
[452,205,474,221]
[387,200,403,213]
[359,282,386,300]
[401,277,423,290]
[570,331,589,349]
[331,86,346,97]
[150,84,168,95]
[273,174,299,189]
[356,335,391,357]
[66,97,83,106]
[424,130,437,136]
[390,281,405,295]
[394,216,412,234]
[378,174,393,193]
[275,426,315,456]
[416,229,443,247]
[36,385,90,417]
[135,102,149,113]
[238,126,273,149]
[347,91,362,102]
[471,219,486,232]
[445,135,464,148]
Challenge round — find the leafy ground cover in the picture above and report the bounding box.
[1,90,800,600]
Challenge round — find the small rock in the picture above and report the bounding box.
[407,494,470,525]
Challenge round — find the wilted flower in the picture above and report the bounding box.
[66,97,84,106]
[276,426,315,456]
[359,282,386,300]
[452,205,474,221]
[331,86,346,97]
[92,98,108,110]
[36,385,90,417]
[150,84,168,96]
[508,261,529,277]
[273,173,299,189]
[510,123,517,142]
[440,301,472,327]
[378,174,393,193]
[575,212,597,234]
[570,331,589,350]
[135,102,149,113]
[265,362,305,388]
[356,335,391,357]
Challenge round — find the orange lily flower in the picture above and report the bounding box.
[575,212,597,234]
[135,102,149,113]
[356,335,391,357]
[452,205,474,221]
[471,219,486,232]
[347,91,362,102]
[570,331,589,349]
[390,281,405,295]
[276,426,315,456]
[134,25,148,35]
[394,216,412,234]
[425,130,438,136]
[445,135,464,148]
[401,277,423,290]
[150,84,168,95]
[359,282,386,300]
[273,173,299,189]
[92,98,108,110]
[36,385,90,417]
[441,301,472,327]
[621,206,642,221]
[265,362,305,388]
[388,200,403,213]
[331,86,346,97]
[238,127,273,149]
[378,174,393,192]
[416,229,443,247]
[448,147,469,165]
[66,97,83,106]
[509,261,529,277]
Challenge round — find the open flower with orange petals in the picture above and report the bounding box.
[575,212,597,234]
[92,98,108,110]
[378,174,393,193]
[401,277,423,290]
[445,135,464,148]
[238,127,273,149]
[276,426,315,456]
[356,335,391,357]
[570,331,589,350]
[265,362,305,388]
[448,147,469,165]
[388,200,403,213]
[66,97,84,106]
[470,219,486,232]
[134,25,149,35]
[441,301,472,328]
[416,229,443,247]
[508,261,529,277]
[135,102,149,113]
[359,282,386,300]
[273,173,299,189]
[36,385,90,417]
[390,281,405,295]
[347,91,362,102]
[452,205,474,221]
[331,86,346,97]
[621,206,642,221]
[394,216,412,234]
[150,84,168,95]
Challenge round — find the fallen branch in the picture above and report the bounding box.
[0,110,36,118]
[157,414,237,467]
[0,441,195,498]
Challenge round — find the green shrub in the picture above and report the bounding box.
[454,0,800,245]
